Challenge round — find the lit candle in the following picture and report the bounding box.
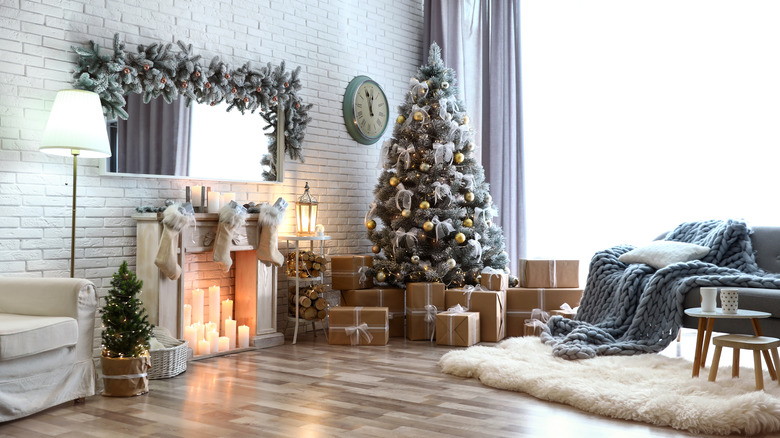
[221,192,235,205]
[207,330,219,353]
[192,186,202,207]
[221,299,233,333]
[225,318,237,349]
[183,324,196,351]
[183,304,192,327]
[238,325,250,348]
[218,336,230,352]
[207,191,221,213]
[198,339,210,355]
[195,322,204,345]
[208,285,220,325]
[192,289,204,324]
[205,321,217,335]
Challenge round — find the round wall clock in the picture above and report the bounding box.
[343,75,390,144]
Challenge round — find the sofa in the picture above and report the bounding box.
[678,226,780,337]
[0,278,99,422]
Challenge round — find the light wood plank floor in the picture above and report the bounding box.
[0,330,748,437]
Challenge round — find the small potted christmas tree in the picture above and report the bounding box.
[100,261,153,396]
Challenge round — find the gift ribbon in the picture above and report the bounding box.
[358,266,370,284]
[345,322,373,345]
[432,182,452,206]
[525,308,550,334]
[395,183,413,211]
[431,216,455,240]
[424,303,437,342]
[396,145,415,170]
[447,303,467,313]
[468,233,483,263]
[404,104,430,128]
[433,141,455,165]
[393,228,418,252]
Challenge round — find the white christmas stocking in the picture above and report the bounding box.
[154,204,192,280]
[213,201,247,272]
[257,198,288,267]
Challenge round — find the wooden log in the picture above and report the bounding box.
[314,298,328,310]
[317,309,327,320]
[298,296,312,308]
[305,289,319,300]
[303,306,317,320]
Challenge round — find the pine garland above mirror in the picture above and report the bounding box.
[70,34,312,181]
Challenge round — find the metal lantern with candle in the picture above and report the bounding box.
[295,182,318,235]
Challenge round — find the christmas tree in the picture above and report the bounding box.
[365,43,510,287]
[101,261,153,358]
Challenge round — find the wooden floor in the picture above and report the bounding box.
[0,329,748,437]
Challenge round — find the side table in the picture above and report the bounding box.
[684,307,774,378]
[280,235,331,344]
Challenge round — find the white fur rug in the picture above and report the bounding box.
[439,337,780,436]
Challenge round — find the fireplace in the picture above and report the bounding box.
[133,212,283,355]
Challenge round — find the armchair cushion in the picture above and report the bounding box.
[0,314,78,361]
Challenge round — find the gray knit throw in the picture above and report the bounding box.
[541,219,780,360]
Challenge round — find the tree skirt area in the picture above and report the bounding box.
[439,337,780,436]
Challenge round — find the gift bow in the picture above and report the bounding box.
[433,141,455,165]
[396,145,415,171]
[395,184,413,211]
[474,206,497,227]
[393,228,418,252]
[431,216,455,240]
[525,308,551,332]
[344,322,373,345]
[405,104,430,128]
[358,266,370,283]
[409,77,429,99]
[424,304,438,342]
[468,233,483,263]
[432,182,452,206]
[447,303,467,313]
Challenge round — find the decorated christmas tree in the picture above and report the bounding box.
[365,43,510,288]
[101,261,153,358]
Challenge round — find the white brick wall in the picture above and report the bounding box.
[0,0,424,347]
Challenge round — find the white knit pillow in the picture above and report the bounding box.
[618,241,711,269]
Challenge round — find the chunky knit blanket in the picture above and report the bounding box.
[541,219,780,360]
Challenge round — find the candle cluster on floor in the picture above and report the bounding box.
[182,286,250,356]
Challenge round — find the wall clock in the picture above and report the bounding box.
[343,75,390,145]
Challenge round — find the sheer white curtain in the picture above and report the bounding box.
[424,0,526,266]
[522,1,780,263]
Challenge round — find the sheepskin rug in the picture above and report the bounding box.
[439,337,780,436]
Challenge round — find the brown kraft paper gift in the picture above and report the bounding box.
[331,255,374,290]
[328,306,389,346]
[405,282,445,341]
[480,270,509,291]
[101,353,151,397]
[518,259,579,288]
[505,287,583,337]
[436,311,480,346]
[445,287,506,342]
[341,288,405,337]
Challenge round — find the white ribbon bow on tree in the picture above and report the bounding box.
[432,182,452,205]
[404,104,430,128]
[395,183,413,211]
[468,232,483,263]
[344,323,373,345]
[433,141,455,165]
[379,141,392,169]
[393,228,419,252]
[409,77,429,100]
[431,215,455,240]
[396,145,415,171]
[474,206,497,227]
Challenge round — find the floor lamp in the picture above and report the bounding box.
[39,90,112,278]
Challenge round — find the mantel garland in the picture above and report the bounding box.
[70,33,312,181]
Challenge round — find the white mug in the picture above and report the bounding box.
[700,287,717,313]
[720,288,739,314]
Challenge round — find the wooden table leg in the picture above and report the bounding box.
[700,318,715,368]
[692,317,706,377]
[751,318,777,379]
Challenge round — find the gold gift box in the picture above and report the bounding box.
[445,288,506,342]
[341,288,405,337]
[436,311,480,347]
[405,282,445,341]
[331,255,373,290]
[328,306,389,346]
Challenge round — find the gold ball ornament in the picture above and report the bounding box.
[454,152,465,164]
[413,111,424,121]
[464,192,475,202]
[411,255,420,264]
[446,258,457,269]
[419,162,430,172]
[389,176,400,187]
[423,221,434,232]
[463,218,473,228]
[419,200,430,209]
[467,141,476,151]
[372,245,381,254]
[376,271,386,282]
[401,209,412,218]
[462,115,470,124]
[397,115,406,124]
[455,232,466,244]
[366,220,376,230]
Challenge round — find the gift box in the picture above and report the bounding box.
[518,259,580,288]
[341,288,405,337]
[436,311,480,347]
[328,306,389,346]
[445,287,506,342]
[331,255,373,290]
[506,288,583,337]
[480,270,509,291]
[406,282,445,341]
[524,321,544,337]
[549,303,577,319]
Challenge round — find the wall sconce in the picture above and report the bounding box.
[295,182,318,236]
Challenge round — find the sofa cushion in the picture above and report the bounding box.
[0,314,78,361]
[619,241,711,269]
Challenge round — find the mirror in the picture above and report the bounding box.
[71,34,312,182]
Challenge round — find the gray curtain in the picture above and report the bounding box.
[117,94,192,176]
[424,0,526,265]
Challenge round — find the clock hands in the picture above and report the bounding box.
[365,89,374,117]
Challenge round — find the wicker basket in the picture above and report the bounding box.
[148,327,188,380]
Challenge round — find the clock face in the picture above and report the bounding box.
[343,76,390,144]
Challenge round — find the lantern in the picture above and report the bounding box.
[295,182,318,235]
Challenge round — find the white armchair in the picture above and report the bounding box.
[0,278,99,422]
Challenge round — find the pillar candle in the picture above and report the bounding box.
[198,339,210,355]
[238,325,250,348]
[192,186,202,207]
[195,322,204,345]
[207,191,221,213]
[221,299,233,333]
[192,289,204,324]
[208,285,221,325]
[205,321,217,335]
[225,318,237,348]
[221,192,235,205]
[183,304,192,327]
[207,330,219,353]
[183,324,196,351]
[218,336,230,352]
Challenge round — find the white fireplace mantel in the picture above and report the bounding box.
[133,212,283,350]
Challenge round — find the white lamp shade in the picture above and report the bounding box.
[39,89,112,158]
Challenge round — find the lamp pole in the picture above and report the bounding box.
[70,150,79,278]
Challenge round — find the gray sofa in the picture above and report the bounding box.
[680,226,780,337]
